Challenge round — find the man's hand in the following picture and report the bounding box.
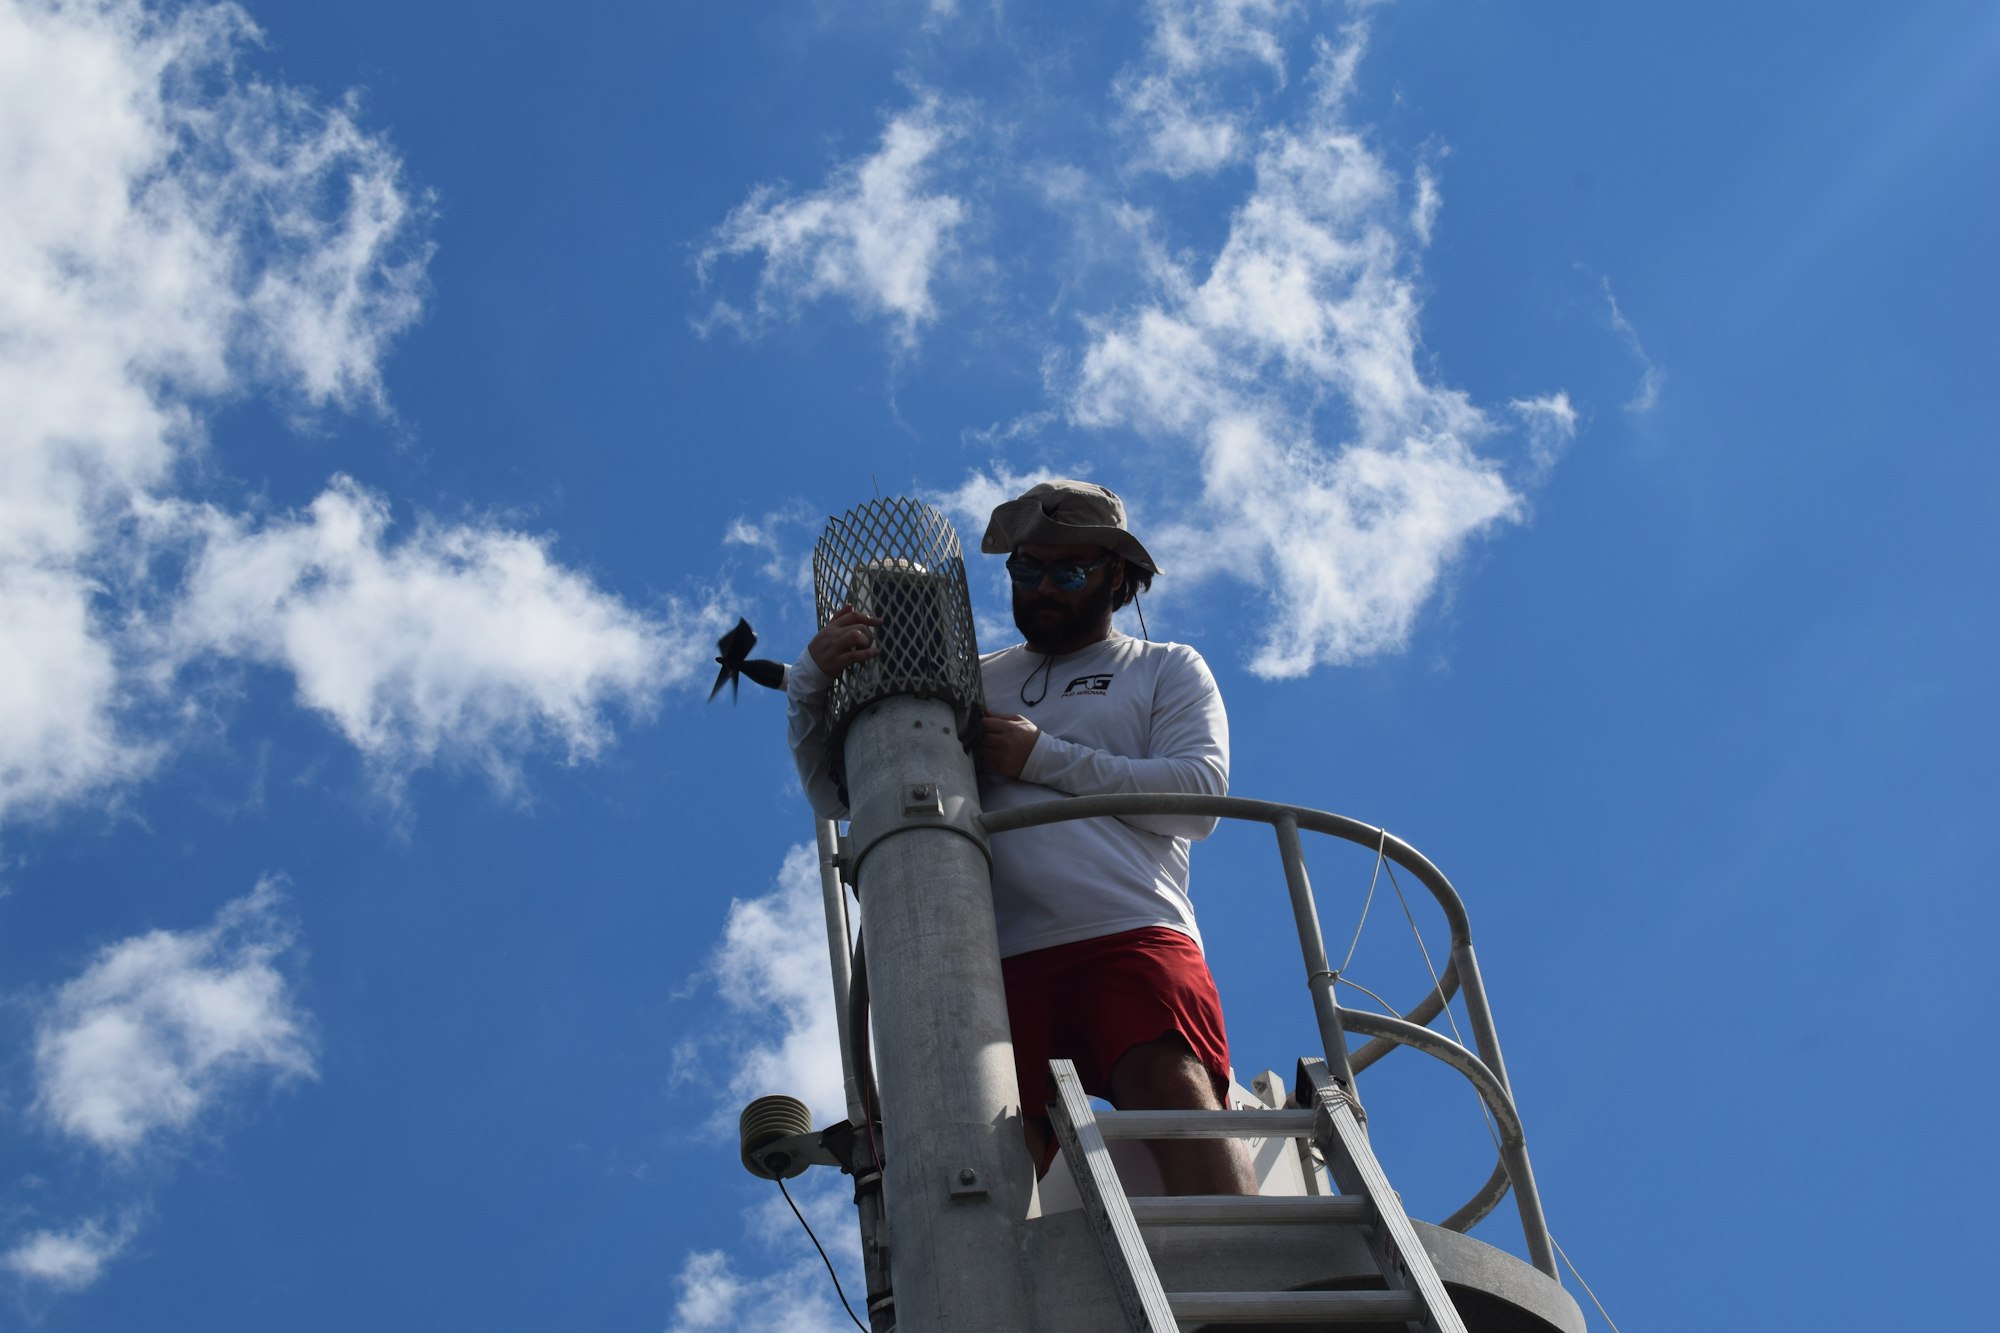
[808,605,883,678]
[979,712,1040,778]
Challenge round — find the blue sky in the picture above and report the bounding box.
[1,0,1995,1328]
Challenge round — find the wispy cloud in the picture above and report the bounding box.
[0,0,428,822]
[927,462,1064,539]
[1410,161,1442,245]
[1510,392,1580,479]
[1068,27,1541,675]
[723,501,819,595]
[0,0,718,827]
[666,1246,856,1333]
[155,479,726,793]
[31,879,313,1156]
[698,96,967,347]
[689,14,1568,680]
[1,1215,141,1293]
[668,847,865,1330]
[10,881,310,1293]
[678,844,848,1130]
[1115,0,1300,178]
[1602,277,1664,414]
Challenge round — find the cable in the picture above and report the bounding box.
[1375,844,1604,1332]
[777,1176,870,1333]
[1381,858,1503,1153]
[1333,974,1403,1018]
[849,932,885,1175]
[1552,1234,1626,1333]
[1339,827,1389,975]
[846,916,893,1329]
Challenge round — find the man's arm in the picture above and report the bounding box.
[981,648,1228,840]
[786,606,883,821]
[787,651,847,819]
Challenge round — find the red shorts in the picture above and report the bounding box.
[1002,926,1232,1135]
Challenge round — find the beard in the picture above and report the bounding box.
[1013,574,1118,653]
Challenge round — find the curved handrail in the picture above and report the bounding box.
[979,791,1557,1277]
[1334,1007,1523,1233]
[1352,960,1457,1075]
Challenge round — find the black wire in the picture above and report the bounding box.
[777,1176,870,1333]
[850,932,884,1173]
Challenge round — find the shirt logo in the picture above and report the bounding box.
[1062,673,1114,697]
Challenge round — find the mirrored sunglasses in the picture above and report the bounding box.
[1005,553,1113,591]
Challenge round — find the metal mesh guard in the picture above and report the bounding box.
[813,497,984,743]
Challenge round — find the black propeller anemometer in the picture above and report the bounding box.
[708,618,789,703]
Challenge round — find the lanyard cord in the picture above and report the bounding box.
[1020,651,1055,708]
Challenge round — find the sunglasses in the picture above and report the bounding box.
[1005,553,1113,591]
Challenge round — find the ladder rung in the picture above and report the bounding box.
[1093,1109,1316,1141]
[1128,1195,1369,1226]
[1167,1289,1427,1324]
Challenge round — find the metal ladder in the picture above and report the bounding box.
[1047,1058,1469,1333]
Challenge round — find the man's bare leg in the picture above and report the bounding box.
[1108,1035,1257,1196]
[1023,1118,1051,1177]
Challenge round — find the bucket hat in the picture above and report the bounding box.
[979,479,1159,575]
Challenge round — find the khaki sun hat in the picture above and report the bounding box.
[980,479,1158,574]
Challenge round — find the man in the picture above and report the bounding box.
[788,479,1254,1195]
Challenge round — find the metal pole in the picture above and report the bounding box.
[814,819,894,1326]
[843,694,1037,1331]
[1450,940,1558,1278]
[816,818,865,1130]
[1273,812,1359,1097]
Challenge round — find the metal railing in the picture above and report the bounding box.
[978,793,1559,1279]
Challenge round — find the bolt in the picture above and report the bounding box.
[959,1168,977,1184]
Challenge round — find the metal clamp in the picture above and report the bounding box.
[845,779,991,888]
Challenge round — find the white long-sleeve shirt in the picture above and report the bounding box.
[787,630,1229,957]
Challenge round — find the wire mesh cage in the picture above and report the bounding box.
[812,497,984,749]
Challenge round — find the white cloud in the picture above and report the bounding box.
[1117,71,1248,179]
[1510,392,1580,478]
[0,0,708,826]
[927,462,1063,541]
[0,0,427,822]
[1,1215,138,1292]
[665,1170,862,1333]
[961,408,1060,451]
[665,1249,855,1333]
[32,879,312,1156]
[1071,305,1228,437]
[1148,0,1296,75]
[722,502,819,595]
[668,849,868,1331]
[725,519,781,553]
[0,565,157,823]
[1410,162,1442,245]
[156,478,725,789]
[699,97,967,346]
[1602,276,1664,414]
[1114,0,1301,177]
[692,844,848,1129]
[1069,29,1551,675]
